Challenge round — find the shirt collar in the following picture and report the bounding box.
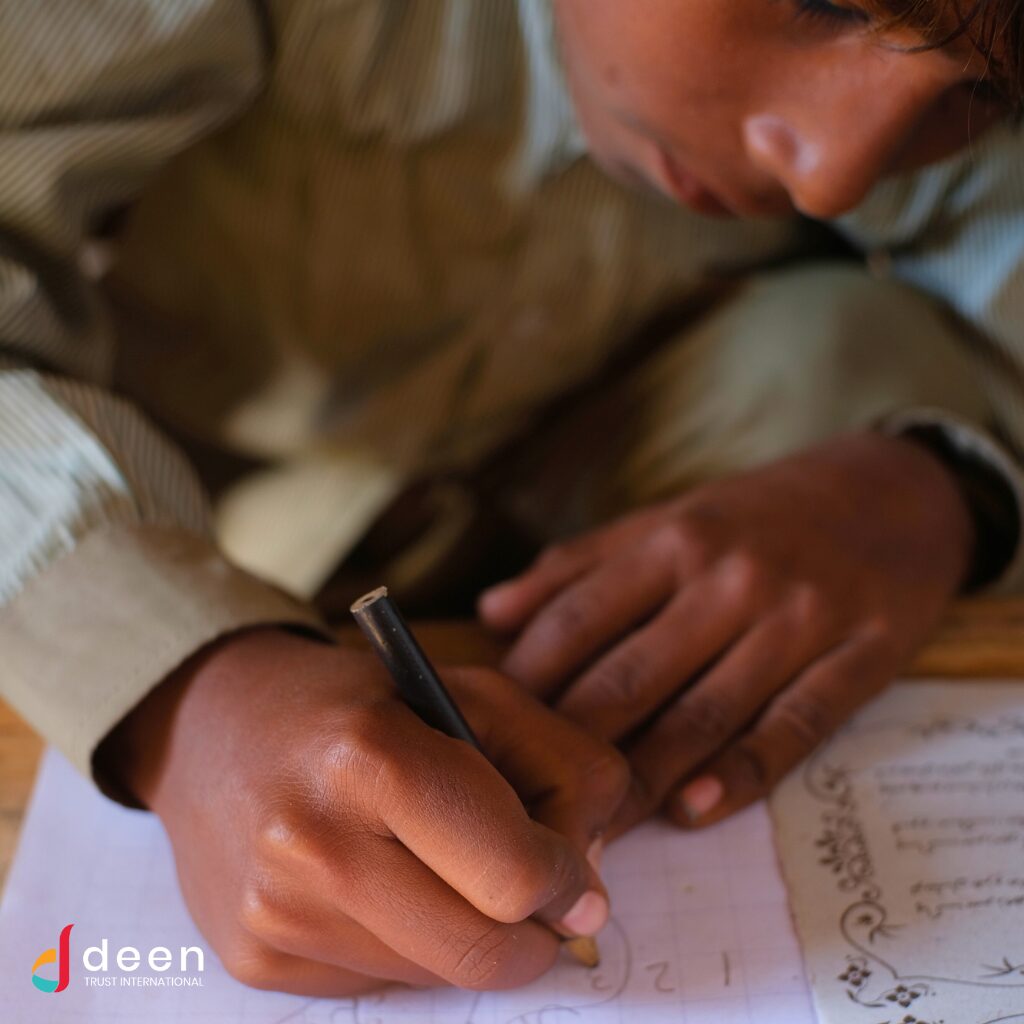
[505,0,590,192]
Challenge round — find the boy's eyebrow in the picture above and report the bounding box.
[867,0,939,27]
[865,0,970,45]
[865,0,1013,96]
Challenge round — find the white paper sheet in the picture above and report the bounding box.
[771,680,1024,1024]
[0,747,814,1023]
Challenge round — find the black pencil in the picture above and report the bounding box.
[350,586,481,749]
[349,585,600,968]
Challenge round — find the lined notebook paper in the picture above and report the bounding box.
[0,747,814,1023]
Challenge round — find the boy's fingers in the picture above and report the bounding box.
[554,578,747,740]
[236,871,443,988]
[498,553,674,697]
[478,511,660,634]
[225,948,387,999]
[317,830,561,990]
[606,607,836,838]
[452,667,631,854]
[358,705,603,934]
[663,635,891,829]
[478,536,602,634]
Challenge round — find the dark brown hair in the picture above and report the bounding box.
[871,0,1024,110]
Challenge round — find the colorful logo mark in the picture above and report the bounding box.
[31,923,73,993]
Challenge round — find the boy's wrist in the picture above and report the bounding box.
[896,424,1020,593]
[94,626,297,810]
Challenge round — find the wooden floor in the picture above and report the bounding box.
[4,600,1024,893]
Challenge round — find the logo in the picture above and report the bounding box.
[29,924,205,992]
[31,923,73,993]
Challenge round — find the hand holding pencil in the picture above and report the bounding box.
[101,621,628,996]
[352,586,612,967]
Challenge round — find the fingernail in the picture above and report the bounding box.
[679,776,724,822]
[479,584,511,616]
[586,837,604,873]
[560,890,609,937]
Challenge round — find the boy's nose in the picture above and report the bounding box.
[741,60,954,220]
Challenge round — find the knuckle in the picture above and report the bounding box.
[718,549,764,600]
[651,520,715,569]
[221,942,277,990]
[618,761,667,823]
[444,921,519,990]
[668,692,738,749]
[731,743,772,791]
[254,810,306,862]
[857,614,899,654]
[489,867,550,924]
[625,762,662,819]
[583,648,650,707]
[545,592,598,642]
[236,878,283,939]
[774,692,835,751]
[483,837,560,923]
[574,745,631,805]
[787,581,830,630]
[322,703,396,789]
[337,701,393,754]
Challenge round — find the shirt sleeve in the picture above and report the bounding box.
[834,120,1024,594]
[0,0,334,802]
[873,406,1024,593]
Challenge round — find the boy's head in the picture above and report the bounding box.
[552,0,1019,220]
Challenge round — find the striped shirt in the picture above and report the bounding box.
[1,0,1023,791]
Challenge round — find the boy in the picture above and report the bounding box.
[1,0,1022,996]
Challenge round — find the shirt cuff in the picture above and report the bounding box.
[0,522,335,805]
[873,406,1024,595]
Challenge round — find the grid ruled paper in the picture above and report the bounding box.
[0,748,814,1024]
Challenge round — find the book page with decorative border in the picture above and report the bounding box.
[771,680,1024,1024]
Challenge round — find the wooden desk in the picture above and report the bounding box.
[0,698,44,897]
[4,598,1024,893]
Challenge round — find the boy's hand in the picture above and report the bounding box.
[102,629,628,996]
[479,432,974,835]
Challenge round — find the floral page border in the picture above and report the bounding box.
[803,713,1024,1024]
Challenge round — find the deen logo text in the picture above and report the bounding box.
[31,923,205,991]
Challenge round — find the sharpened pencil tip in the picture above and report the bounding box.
[563,936,601,969]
